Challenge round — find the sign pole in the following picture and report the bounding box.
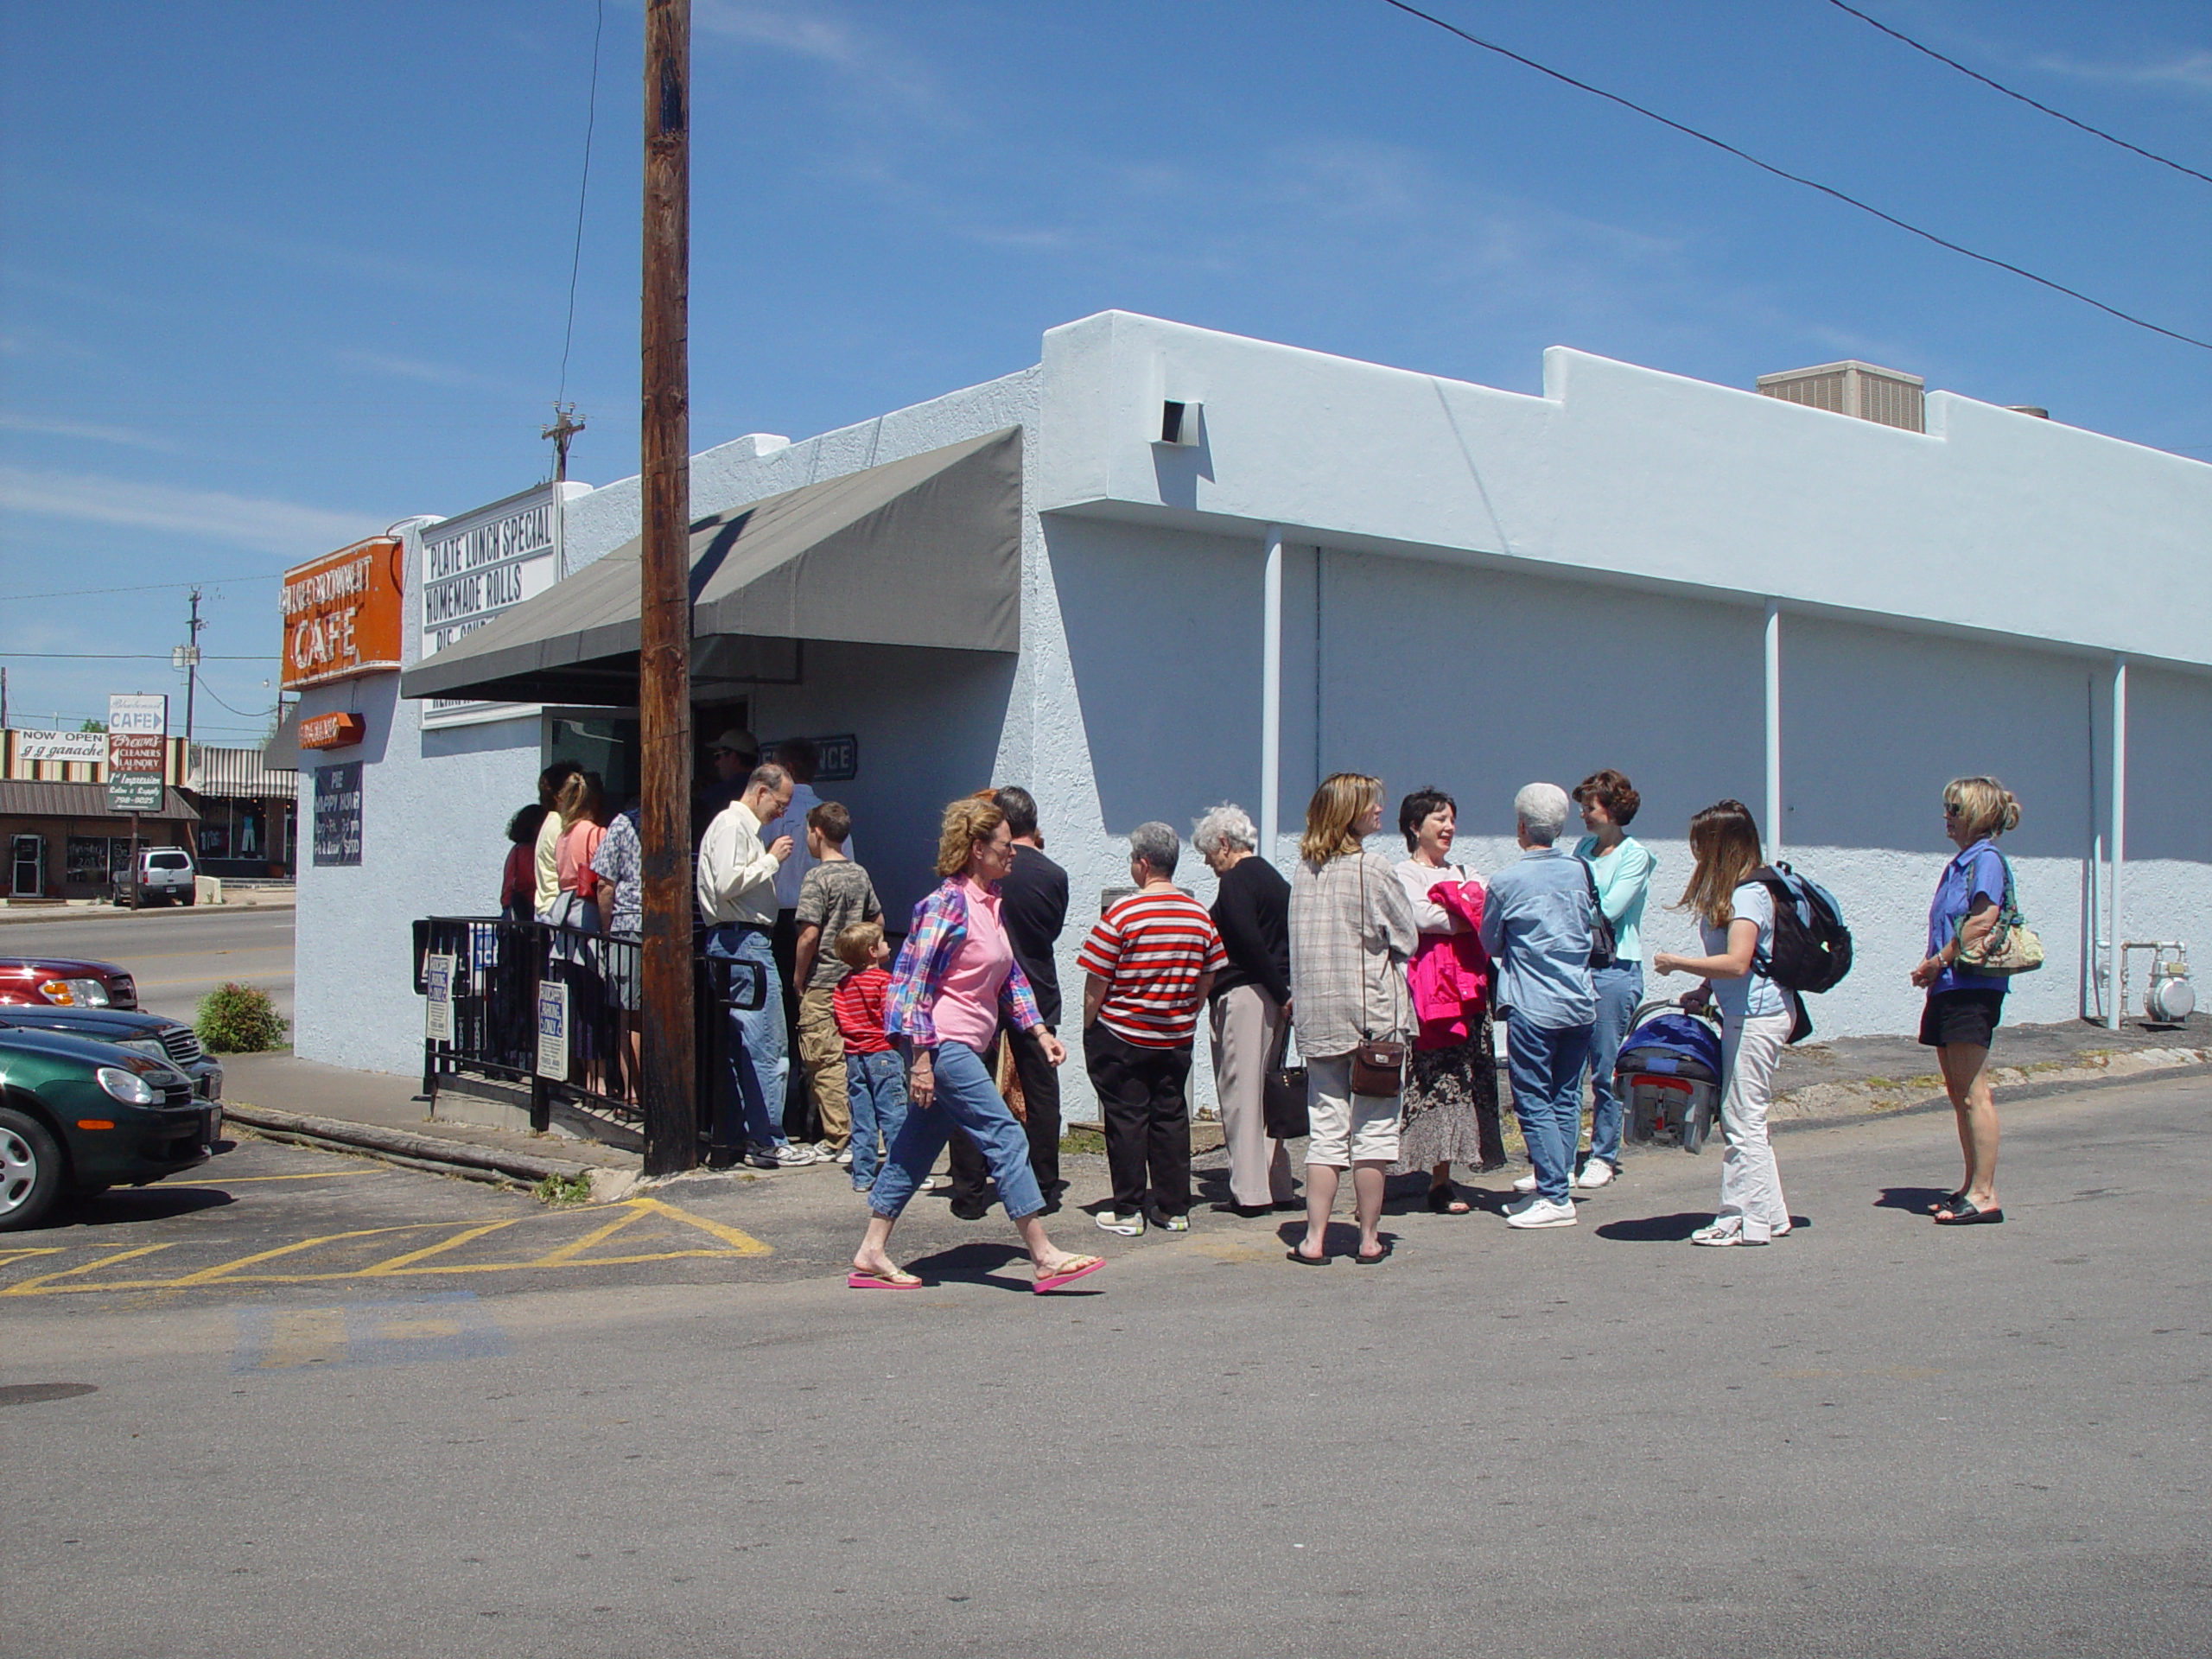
[638,0,696,1178]
[128,811,140,911]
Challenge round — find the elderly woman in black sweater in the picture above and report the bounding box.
[1197,804,1297,1217]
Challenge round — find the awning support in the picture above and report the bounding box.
[1261,524,1285,861]
[2110,656,2127,1031]
[1765,600,1783,861]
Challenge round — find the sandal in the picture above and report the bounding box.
[1934,1198,2004,1226]
[1427,1185,1471,1216]
[1285,1245,1329,1265]
[1355,1240,1393,1264]
[1927,1188,1968,1216]
[847,1266,924,1290]
[1034,1254,1105,1293]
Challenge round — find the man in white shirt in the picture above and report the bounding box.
[696,763,818,1168]
[759,738,852,1142]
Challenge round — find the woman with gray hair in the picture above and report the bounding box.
[1478,782,1598,1230]
[1078,821,1227,1236]
[1196,804,1297,1216]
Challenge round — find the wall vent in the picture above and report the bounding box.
[1755,360,1925,433]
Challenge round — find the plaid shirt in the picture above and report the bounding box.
[883,878,1043,1050]
[1288,850,1418,1058]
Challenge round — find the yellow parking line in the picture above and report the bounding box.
[0,1198,771,1295]
[355,1220,523,1276]
[159,1226,424,1287]
[0,1247,67,1270]
[1,1243,177,1296]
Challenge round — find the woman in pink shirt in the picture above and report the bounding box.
[848,796,1103,1294]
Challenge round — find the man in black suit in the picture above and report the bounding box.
[946,785,1070,1217]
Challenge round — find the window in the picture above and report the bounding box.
[67,836,110,883]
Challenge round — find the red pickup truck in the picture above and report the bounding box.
[0,954,137,1010]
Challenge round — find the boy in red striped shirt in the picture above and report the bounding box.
[1078,821,1227,1236]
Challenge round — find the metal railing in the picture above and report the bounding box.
[413,916,766,1161]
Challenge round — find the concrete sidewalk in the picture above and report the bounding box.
[0,886,296,925]
[209,1007,2209,1207]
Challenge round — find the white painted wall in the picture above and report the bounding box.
[296,308,2210,1114]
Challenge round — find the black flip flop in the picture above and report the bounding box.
[1426,1185,1469,1215]
[1355,1241,1394,1265]
[1285,1247,1330,1265]
[1934,1198,2004,1226]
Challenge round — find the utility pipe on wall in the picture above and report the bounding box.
[2109,656,2127,1031]
[1261,525,1285,862]
[1764,600,1783,860]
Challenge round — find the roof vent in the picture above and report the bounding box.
[1756,360,1924,433]
[2005,405,2050,420]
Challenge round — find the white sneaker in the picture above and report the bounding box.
[1691,1218,1751,1246]
[1512,1173,1540,1194]
[835,1147,854,1167]
[1573,1160,1615,1191]
[749,1141,819,1168]
[1095,1211,1146,1236]
[1504,1197,1578,1229]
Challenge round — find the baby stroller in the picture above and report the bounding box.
[1617,996,1726,1154]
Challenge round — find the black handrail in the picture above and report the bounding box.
[415,916,765,1159]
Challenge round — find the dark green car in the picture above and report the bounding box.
[0,1027,223,1231]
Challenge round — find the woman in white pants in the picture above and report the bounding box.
[1196,804,1298,1215]
[1653,800,1793,1246]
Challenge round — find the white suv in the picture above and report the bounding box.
[117,847,197,906]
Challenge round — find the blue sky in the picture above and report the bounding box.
[3,0,2206,743]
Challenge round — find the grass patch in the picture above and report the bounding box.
[1059,1128,1107,1156]
[531,1171,593,1205]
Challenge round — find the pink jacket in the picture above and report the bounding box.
[1407,878,1491,1050]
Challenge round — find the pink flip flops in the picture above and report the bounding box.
[1033,1255,1105,1294]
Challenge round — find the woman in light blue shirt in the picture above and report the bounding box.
[1654,800,1792,1246]
[1572,769,1656,1191]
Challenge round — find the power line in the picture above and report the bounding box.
[1826,0,2212,188]
[0,575,280,603]
[557,0,607,406]
[1375,0,2212,353]
[0,652,277,661]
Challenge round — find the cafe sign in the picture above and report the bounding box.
[105,693,167,813]
[281,537,405,690]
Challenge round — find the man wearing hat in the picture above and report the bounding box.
[694,728,759,840]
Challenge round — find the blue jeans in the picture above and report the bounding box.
[1504,1010,1593,1205]
[705,924,788,1149]
[868,1039,1046,1223]
[845,1051,908,1191]
[1584,964,1644,1169]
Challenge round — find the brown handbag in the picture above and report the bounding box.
[1351,855,1408,1099]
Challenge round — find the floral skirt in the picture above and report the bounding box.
[1390,1006,1501,1174]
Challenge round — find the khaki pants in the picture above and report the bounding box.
[797,987,850,1147]
[1207,985,1295,1206]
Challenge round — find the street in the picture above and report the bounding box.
[4,1070,2207,1659]
[0,904,296,1028]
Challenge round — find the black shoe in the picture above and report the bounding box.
[1474,1158,1509,1175]
[1213,1200,1274,1218]
[948,1199,992,1222]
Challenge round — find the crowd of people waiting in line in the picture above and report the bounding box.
[502,742,2031,1293]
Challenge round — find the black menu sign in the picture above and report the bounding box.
[313,761,363,867]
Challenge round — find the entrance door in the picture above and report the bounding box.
[10,834,42,898]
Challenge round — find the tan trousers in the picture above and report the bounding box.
[1208,984,1296,1206]
[797,987,850,1147]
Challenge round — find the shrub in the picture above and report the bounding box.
[195,982,289,1053]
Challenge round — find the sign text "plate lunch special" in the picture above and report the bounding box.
[419,492,559,655]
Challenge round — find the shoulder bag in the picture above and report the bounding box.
[1580,854,1618,970]
[1350,854,1408,1098]
[1954,849,2044,976]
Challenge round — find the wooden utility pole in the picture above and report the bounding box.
[638,0,696,1177]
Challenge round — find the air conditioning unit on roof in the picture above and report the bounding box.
[1756,360,1925,433]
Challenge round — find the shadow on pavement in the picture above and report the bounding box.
[1873,1185,1953,1215]
[49,1185,237,1230]
[897,1239,1106,1294]
[1597,1211,1815,1243]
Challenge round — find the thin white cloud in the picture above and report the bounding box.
[0,467,381,557]
[333,348,518,395]
[696,0,954,120]
[2033,49,2212,94]
[0,410,180,453]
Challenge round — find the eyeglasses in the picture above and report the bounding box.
[1942,804,1963,817]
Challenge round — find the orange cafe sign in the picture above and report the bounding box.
[281,537,404,689]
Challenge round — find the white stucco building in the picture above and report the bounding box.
[287,311,2212,1120]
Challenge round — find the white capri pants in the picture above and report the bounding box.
[1304,1052,1402,1168]
[1716,1007,1794,1243]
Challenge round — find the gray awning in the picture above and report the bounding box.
[399,426,1022,707]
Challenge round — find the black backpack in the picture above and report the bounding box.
[1751,862,1853,995]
